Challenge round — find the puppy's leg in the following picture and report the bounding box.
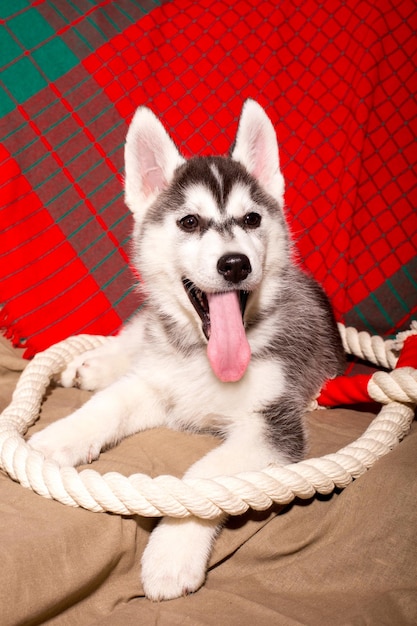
[61,321,145,390]
[141,422,284,601]
[29,375,166,467]
[141,514,223,602]
[60,339,131,390]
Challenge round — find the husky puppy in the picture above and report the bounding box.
[29,100,345,601]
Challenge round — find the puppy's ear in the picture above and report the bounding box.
[232,100,284,205]
[124,107,185,217]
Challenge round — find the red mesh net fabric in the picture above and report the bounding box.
[0,0,416,356]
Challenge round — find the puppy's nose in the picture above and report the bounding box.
[217,254,251,284]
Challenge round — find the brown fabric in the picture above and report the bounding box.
[0,336,416,625]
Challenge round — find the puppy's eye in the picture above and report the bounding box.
[244,212,262,228]
[178,215,199,232]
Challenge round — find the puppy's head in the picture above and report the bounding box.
[124,100,290,381]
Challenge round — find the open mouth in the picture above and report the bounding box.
[182,278,249,340]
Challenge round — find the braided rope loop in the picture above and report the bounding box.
[337,323,399,369]
[0,327,415,519]
[368,368,417,404]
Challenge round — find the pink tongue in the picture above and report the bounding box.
[206,291,251,382]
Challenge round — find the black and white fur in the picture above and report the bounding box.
[29,100,345,601]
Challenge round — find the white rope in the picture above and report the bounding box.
[337,322,399,369]
[0,325,415,519]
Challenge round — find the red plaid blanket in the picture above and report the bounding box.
[1,0,416,357]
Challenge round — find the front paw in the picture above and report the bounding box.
[141,517,218,601]
[28,419,101,467]
[60,342,130,391]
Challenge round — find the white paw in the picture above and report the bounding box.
[60,342,130,390]
[28,416,102,467]
[141,517,218,601]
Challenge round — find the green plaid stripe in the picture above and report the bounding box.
[0,0,161,115]
[1,62,135,320]
[0,7,77,114]
[344,257,417,336]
